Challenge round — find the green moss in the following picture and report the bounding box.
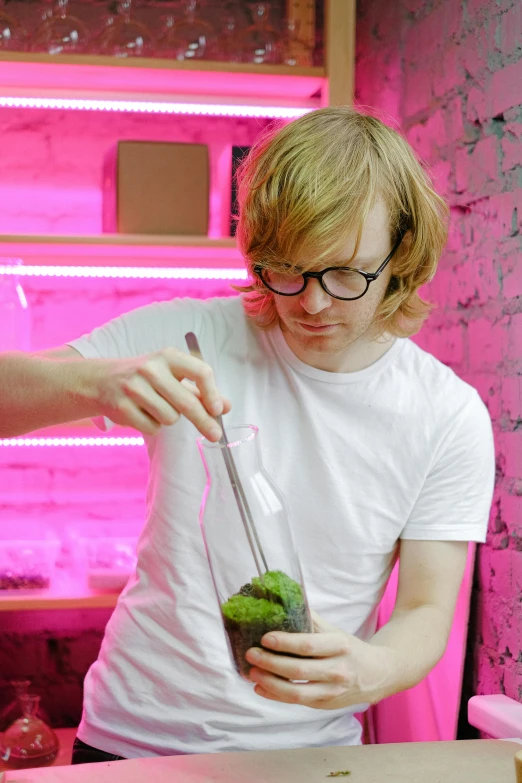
[221,570,311,680]
[221,594,287,626]
[251,570,304,609]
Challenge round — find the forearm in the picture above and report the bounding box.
[0,352,101,437]
[368,603,452,701]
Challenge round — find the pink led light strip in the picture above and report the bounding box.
[0,265,248,280]
[0,437,144,446]
[0,96,310,119]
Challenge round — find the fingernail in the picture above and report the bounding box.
[210,426,222,441]
[262,634,277,648]
[211,400,223,416]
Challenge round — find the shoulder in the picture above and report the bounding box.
[390,339,493,460]
[397,338,482,416]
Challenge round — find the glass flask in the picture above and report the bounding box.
[160,0,213,61]
[198,424,312,681]
[0,681,51,733]
[0,0,28,52]
[1,694,59,769]
[31,0,90,54]
[97,0,154,58]
[0,258,31,353]
[0,681,30,733]
[281,18,313,67]
[239,2,280,65]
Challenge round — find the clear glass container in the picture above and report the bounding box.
[198,424,312,681]
[0,258,31,352]
[97,0,154,58]
[0,682,51,734]
[0,681,31,734]
[0,0,28,52]
[281,18,313,67]
[159,0,213,61]
[1,694,59,769]
[31,0,90,55]
[239,2,280,65]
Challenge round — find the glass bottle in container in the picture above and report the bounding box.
[0,258,31,353]
[198,424,312,681]
[0,681,51,733]
[0,681,31,733]
[1,694,59,769]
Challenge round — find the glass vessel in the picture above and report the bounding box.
[159,0,213,61]
[212,2,246,63]
[0,258,31,352]
[97,0,154,58]
[0,681,31,733]
[281,18,313,67]
[198,424,312,681]
[239,2,280,65]
[1,694,59,769]
[0,1,28,52]
[31,0,90,54]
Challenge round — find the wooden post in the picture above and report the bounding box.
[323,0,356,107]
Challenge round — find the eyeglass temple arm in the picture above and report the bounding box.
[369,231,407,280]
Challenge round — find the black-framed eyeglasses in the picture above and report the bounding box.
[254,232,405,302]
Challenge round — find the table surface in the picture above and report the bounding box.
[2,740,521,783]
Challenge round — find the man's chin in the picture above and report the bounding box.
[284,323,352,354]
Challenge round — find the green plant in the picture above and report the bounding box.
[221,570,310,679]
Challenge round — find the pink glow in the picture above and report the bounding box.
[0,59,324,105]
[0,96,311,119]
[0,437,144,446]
[0,264,248,280]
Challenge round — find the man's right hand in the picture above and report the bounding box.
[93,348,231,441]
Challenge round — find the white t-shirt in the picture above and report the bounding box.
[68,295,495,759]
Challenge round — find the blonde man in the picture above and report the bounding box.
[0,108,494,763]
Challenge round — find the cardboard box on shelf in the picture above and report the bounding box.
[103,141,209,236]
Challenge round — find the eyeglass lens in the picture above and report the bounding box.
[263,268,368,299]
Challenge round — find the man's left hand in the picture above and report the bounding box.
[245,610,397,710]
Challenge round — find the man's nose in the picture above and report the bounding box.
[299,278,333,314]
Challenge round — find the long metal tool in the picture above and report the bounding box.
[184,332,269,579]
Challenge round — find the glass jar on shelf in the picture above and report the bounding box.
[281,17,313,67]
[0,681,52,734]
[0,258,31,353]
[0,681,30,734]
[0,0,28,52]
[30,0,90,54]
[97,0,154,58]
[158,0,213,61]
[0,693,59,770]
[239,1,280,65]
[198,424,312,682]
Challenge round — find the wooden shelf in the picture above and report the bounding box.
[0,234,236,247]
[0,585,120,611]
[0,53,325,110]
[0,234,245,268]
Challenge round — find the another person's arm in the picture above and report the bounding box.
[0,345,228,440]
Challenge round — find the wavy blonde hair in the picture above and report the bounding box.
[234,106,449,337]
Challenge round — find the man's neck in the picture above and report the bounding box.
[281,329,397,373]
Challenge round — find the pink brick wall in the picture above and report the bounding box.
[357,0,522,723]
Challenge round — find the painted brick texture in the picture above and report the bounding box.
[357,0,522,720]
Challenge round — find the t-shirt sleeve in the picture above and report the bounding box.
[66,298,204,431]
[67,298,201,362]
[400,390,495,543]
